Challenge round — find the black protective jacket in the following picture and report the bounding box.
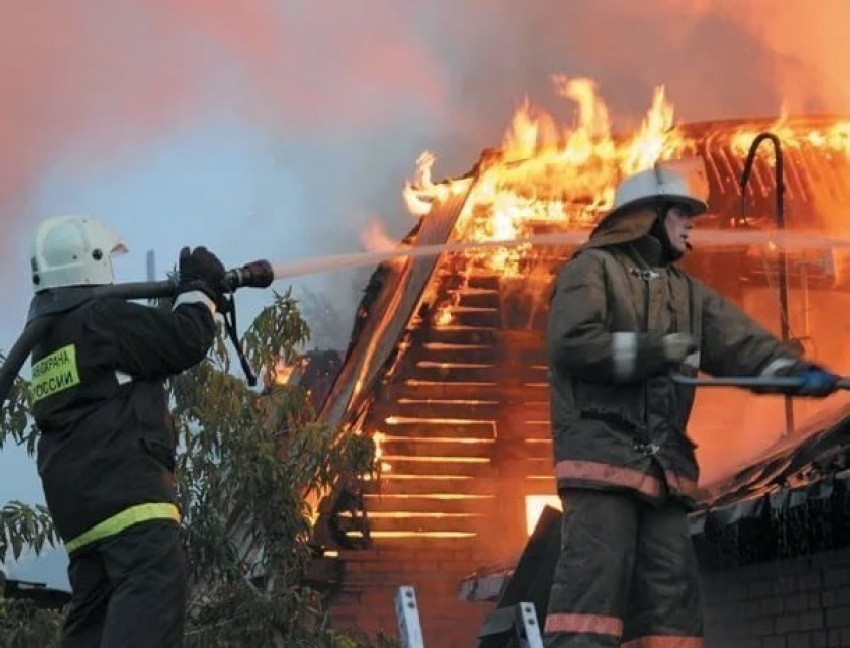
[547,208,801,507]
[31,293,215,549]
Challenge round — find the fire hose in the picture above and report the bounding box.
[0,259,274,411]
[670,374,850,390]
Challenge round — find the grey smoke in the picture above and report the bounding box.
[2,0,848,351]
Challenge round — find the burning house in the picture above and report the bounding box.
[308,80,850,648]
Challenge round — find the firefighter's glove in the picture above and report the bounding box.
[782,363,840,398]
[178,246,226,305]
[795,368,840,397]
[754,361,840,398]
[661,333,698,364]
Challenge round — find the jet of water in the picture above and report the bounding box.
[271,229,850,280]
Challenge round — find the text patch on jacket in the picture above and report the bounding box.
[31,343,80,403]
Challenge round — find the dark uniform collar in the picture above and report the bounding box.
[27,287,100,324]
[628,236,668,268]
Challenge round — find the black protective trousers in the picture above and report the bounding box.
[61,520,187,648]
[543,489,704,648]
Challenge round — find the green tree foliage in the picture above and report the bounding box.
[0,599,62,648]
[0,292,391,648]
[0,359,57,564]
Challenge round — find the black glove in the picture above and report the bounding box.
[755,361,840,398]
[178,246,225,304]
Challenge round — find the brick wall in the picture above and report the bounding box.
[328,545,493,648]
[702,547,850,648]
[328,539,850,648]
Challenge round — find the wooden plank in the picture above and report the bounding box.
[523,476,557,491]
[518,348,548,366]
[377,439,496,459]
[369,399,501,423]
[404,365,507,384]
[384,381,547,403]
[397,366,548,385]
[378,458,495,478]
[376,421,496,439]
[496,458,554,478]
[490,442,552,462]
[367,476,500,496]
[497,429,551,444]
[411,361,546,376]
[409,327,498,347]
[401,343,498,366]
[448,309,501,329]
[458,291,500,309]
[520,366,548,380]
[363,514,487,535]
[499,410,551,440]
[363,536,481,551]
[466,273,502,289]
[364,493,496,514]
[496,329,546,349]
[501,401,549,421]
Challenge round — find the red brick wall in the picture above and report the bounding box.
[328,543,850,648]
[702,548,850,648]
[328,545,494,648]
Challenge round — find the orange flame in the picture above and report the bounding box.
[434,305,453,327]
[372,431,392,472]
[272,360,295,385]
[403,76,689,278]
[730,110,850,158]
[622,85,678,175]
[403,150,471,216]
[433,287,463,328]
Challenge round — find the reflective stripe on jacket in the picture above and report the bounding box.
[65,503,181,554]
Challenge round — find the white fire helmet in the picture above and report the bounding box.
[608,157,710,219]
[30,215,128,293]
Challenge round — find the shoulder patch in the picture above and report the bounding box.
[32,344,81,403]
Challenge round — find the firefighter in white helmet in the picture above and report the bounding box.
[28,215,224,648]
[544,159,838,647]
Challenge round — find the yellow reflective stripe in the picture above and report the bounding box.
[65,503,180,554]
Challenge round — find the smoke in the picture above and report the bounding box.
[0,1,445,227]
[5,3,848,197]
[706,0,850,115]
[3,0,849,341]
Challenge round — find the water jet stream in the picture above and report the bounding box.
[271,229,850,281]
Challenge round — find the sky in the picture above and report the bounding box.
[2,0,849,588]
